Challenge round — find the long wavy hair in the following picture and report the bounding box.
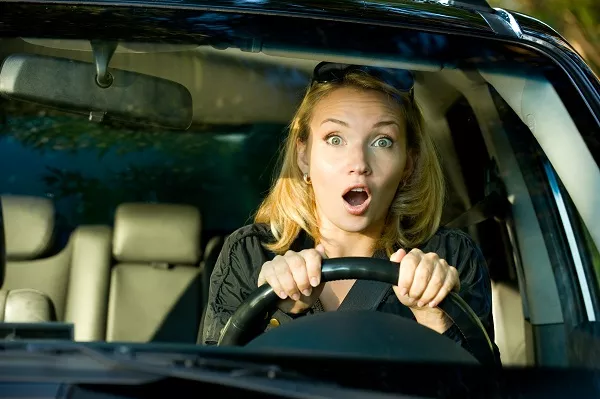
[254,70,445,255]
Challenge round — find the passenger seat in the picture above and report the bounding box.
[106,203,203,343]
[0,288,54,322]
[1,195,112,340]
[492,281,528,365]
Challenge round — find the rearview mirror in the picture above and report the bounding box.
[0,53,193,129]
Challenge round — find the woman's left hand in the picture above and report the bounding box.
[391,248,460,333]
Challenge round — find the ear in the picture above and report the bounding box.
[296,138,310,174]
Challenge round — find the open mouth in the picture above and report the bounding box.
[342,186,371,216]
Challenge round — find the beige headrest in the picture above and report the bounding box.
[1,195,54,260]
[113,203,201,264]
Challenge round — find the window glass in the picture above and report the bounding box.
[1,99,287,240]
[0,5,599,369]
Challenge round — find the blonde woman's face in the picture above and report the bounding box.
[297,86,411,236]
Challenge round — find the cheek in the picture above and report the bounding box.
[373,151,407,192]
[374,146,407,172]
[308,146,343,209]
[308,144,343,177]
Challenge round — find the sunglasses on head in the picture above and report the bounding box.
[312,62,415,98]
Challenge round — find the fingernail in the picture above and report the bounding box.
[310,277,319,287]
[417,301,424,307]
[291,293,300,301]
[429,302,436,308]
[279,291,287,299]
[302,289,312,297]
[400,288,407,296]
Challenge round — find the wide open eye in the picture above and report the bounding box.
[372,137,393,148]
[326,135,344,146]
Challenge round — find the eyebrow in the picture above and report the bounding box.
[320,119,399,128]
[372,120,399,128]
[320,118,349,127]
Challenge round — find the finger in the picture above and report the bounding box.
[417,260,447,307]
[408,252,438,301]
[308,245,327,287]
[429,266,460,308]
[262,266,287,299]
[288,251,312,296]
[302,249,323,290]
[392,285,418,307]
[257,260,273,287]
[397,249,421,297]
[276,255,302,301]
[315,244,328,258]
[257,269,265,287]
[390,248,407,263]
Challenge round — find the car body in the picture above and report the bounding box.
[0,0,599,397]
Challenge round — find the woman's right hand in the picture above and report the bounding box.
[257,244,327,314]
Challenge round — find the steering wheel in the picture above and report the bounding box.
[218,258,497,366]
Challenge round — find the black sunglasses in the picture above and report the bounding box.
[312,62,415,98]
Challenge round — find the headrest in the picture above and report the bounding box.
[1,195,54,261]
[112,203,201,265]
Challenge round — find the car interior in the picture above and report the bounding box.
[0,34,598,369]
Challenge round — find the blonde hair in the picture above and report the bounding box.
[254,70,445,255]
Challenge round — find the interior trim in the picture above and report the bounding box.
[543,162,596,321]
[441,69,563,325]
[479,70,600,271]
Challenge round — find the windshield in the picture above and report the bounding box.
[1,2,599,377]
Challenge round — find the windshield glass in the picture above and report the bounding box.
[1,3,599,373]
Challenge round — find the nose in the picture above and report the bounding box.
[347,144,371,176]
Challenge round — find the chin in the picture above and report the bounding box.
[334,216,373,233]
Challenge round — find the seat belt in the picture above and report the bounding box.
[444,190,508,228]
[337,280,392,311]
[445,158,510,229]
[336,249,394,312]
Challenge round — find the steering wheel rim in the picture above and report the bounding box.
[218,257,496,366]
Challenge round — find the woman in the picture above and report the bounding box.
[202,62,498,363]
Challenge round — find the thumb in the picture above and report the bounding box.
[315,243,328,259]
[390,248,407,263]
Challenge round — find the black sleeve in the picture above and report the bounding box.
[421,228,501,364]
[378,228,501,365]
[201,229,271,345]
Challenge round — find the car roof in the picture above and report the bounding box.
[10,0,556,38]
[0,0,574,71]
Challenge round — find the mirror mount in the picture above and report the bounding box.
[91,41,118,89]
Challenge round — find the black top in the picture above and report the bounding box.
[201,223,500,363]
